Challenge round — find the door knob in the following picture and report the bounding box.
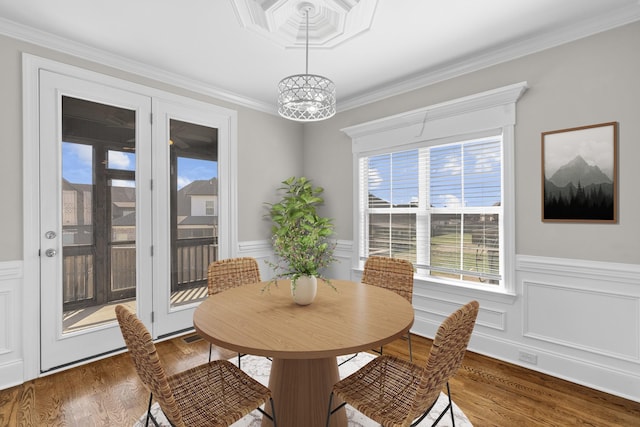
[45,248,57,257]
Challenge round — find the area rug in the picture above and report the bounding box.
[134,353,473,426]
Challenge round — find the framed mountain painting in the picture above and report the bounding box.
[542,122,618,223]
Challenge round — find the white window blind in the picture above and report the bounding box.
[361,149,419,262]
[360,136,503,287]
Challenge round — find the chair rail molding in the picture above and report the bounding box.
[241,239,353,282]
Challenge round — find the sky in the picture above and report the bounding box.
[62,142,217,189]
[367,139,501,208]
[543,124,615,180]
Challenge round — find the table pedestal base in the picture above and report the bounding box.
[262,357,346,427]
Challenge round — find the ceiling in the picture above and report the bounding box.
[1,0,639,115]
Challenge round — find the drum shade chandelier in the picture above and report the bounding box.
[278,3,336,121]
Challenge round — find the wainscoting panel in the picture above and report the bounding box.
[403,254,639,401]
[524,280,640,361]
[0,290,10,355]
[413,292,506,331]
[0,261,24,390]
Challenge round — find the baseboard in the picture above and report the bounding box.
[0,359,24,391]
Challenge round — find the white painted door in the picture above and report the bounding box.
[38,68,231,370]
[39,70,153,371]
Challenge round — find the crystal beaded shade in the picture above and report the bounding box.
[278,73,336,121]
[277,3,336,122]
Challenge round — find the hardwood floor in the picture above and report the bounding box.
[0,333,638,426]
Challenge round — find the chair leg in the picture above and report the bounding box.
[325,392,333,427]
[326,391,347,427]
[269,397,278,427]
[446,382,455,427]
[409,382,453,427]
[338,352,358,366]
[423,382,453,427]
[256,397,278,427]
[146,393,161,427]
[145,393,153,427]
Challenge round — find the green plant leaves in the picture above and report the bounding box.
[266,176,336,282]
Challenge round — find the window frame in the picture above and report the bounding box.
[360,135,504,286]
[343,82,527,295]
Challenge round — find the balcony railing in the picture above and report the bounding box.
[62,238,217,309]
[174,238,218,291]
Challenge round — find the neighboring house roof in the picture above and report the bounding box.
[177,178,217,216]
[113,201,135,208]
[112,212,135,227]
[112,186,135,203]
[62,178,218,219]
[180,178,218,196]
[179,216,217,226]
[62,178,91,193]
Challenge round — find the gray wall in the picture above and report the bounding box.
[306,21,640,265]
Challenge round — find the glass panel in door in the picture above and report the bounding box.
[169,119,218,308]
[61,96,138,333]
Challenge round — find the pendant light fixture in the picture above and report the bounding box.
[277,3,336,121]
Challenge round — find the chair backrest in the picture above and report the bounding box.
[207,257,261,296]
[115,305,184,426]
[361,256,414,302]
[411,300,479,418]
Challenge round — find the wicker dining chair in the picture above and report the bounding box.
[327,300,479,427]
[115,305,277,427]
[363,255,415,360]
[207,257,262,366]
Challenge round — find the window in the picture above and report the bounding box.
[360,136,502,286]
[205,200,215,216]
[345,82,527,293]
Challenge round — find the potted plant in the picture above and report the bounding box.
[265,176,336,304]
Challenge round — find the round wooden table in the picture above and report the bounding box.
[193,279,414,427]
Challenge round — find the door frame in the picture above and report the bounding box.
[22,54,238,379]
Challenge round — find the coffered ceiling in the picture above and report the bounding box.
[0,0,639,114]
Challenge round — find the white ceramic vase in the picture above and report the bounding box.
[291,275,317,305]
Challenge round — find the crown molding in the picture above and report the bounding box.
[337,3,640,112]
[0,17,276,115]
